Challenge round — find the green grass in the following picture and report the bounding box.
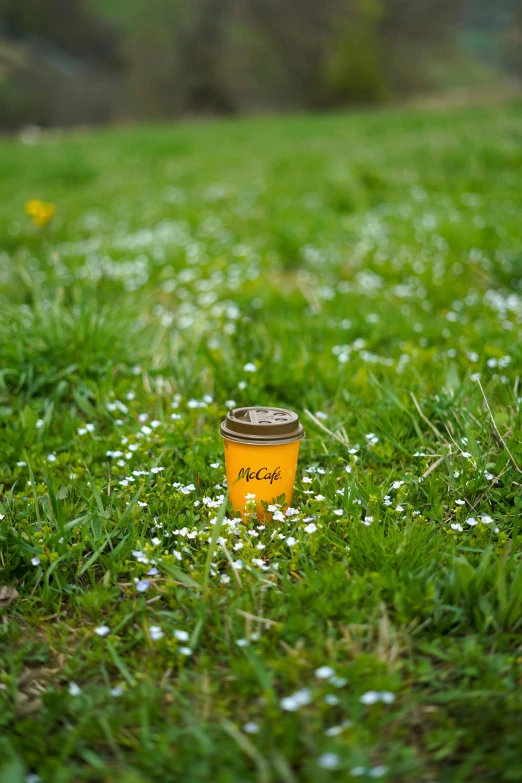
[1,102,522,782]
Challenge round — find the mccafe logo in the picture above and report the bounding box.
[237,466,282,485]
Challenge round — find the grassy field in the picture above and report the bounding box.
[1,103,522,783]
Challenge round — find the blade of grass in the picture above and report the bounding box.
[511,495,521,560]
[114,484,144,531]
[91,481,108,519]
[78,537,111,576]
[202,492,228,595]
[106,640,134,685]
[221,719,271,783]
[189,615,205,651]
[44,471,65,534]
[64,514,89,531]
[26,460,41,527]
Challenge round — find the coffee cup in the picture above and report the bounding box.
[220,406,304,517]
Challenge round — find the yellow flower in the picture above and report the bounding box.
[24,199,56,228]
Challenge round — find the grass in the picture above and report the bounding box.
[1,102,522,782]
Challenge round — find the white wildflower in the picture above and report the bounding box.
[315,666,335,680]
[369,766,389,778]
[280,688,312,711]
[360,690,380,705]
[324,694,340,705]
[318,752,340,770]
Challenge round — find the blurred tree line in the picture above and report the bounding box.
[0,0,520,129]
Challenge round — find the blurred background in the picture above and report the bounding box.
[0,0,521,132]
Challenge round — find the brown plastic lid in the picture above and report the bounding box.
[220,406,304,445]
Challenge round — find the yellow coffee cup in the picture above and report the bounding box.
[220,406,304,517]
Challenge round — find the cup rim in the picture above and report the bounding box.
[220,429,304,446]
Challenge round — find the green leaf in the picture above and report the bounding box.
[161,562,201,589]
[444,362,460,395]
[73,389,97,417]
